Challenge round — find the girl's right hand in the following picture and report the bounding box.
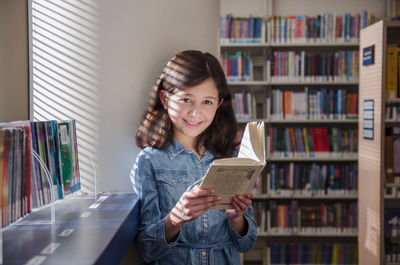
[168,185,221,227]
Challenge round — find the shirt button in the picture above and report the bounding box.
[203,223,208,228]
[197,165,202,170]
[201,251,206,257]
[171,178,176,183]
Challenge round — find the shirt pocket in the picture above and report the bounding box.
[155,169,194,216]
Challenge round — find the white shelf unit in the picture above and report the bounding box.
[223,40,359,265]
[221,18,364,265]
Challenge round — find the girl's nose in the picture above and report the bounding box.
[188,106,198,116]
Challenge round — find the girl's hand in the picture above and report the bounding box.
[167,185,221,227]
[225,193,253,235]
[226,193,253,220]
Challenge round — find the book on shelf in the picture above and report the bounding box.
[200,122,266,209]
[269,87,358,121]
[220,15,264,44]
[268,50,359,82]
[0,120,81,228]
[386,46,399,99]
[267,11,378,44]
[220,51,252,82]
[393,127,400,184]
[269,126,358,158]
[232,90,255,121]
[269,243,358,264]
[269,162,357,196]
[269,200,357,234]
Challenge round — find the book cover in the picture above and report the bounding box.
[200,122,266,209]
[58,122,73,194]
[386,129,394,184]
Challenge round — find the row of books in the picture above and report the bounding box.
[220,51,252,82]
[220,15,264,43]
[269,50,359,82]
[232,91,254,120]
[31,120,80,203]
[385,127,400,184]
[268,11,378,44]
[0,124,31,227]
[269,163,357,195]
[0,120,80,227]
[386,46,400,99]
[269,88,358,120]
[269,243,358,264]
[269,201,358,232]
[269,127,358,157]
[385,240,400,264]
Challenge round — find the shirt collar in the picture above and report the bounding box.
[167,138,214,161]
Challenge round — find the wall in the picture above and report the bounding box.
[97,0,220,192]
[0,0,29,122]
[221,0,386,18]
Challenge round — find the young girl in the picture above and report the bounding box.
[130,50,257,264]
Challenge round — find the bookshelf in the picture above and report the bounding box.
[219,4,383,265]
[358,20,400,265]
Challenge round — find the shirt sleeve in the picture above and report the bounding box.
[130,151,181,263]
[227,205,258,253]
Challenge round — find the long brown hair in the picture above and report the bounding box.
[135,50,238,158]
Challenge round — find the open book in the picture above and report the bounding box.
[200,122,266,210]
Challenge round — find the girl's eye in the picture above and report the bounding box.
[204,100,213,105]
[182,98,191,103]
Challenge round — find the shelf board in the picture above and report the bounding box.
[268,119,358,124]
[237,119,358,124]
[253,194,357,200]
[221,42,269,47]
[386,98,400,104]
[228,81,269,86]
[220,42,359,48]
[228,80,359,86]
[237,119,268,124]
[269,42,359,47]
[384,196,400,200]
[268,155,358,162]
[386,183,400,188]
[258,231,358,237]
[270,80,358,85]
[385,120,400,125]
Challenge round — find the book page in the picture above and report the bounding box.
[238,122,265,162]
[201,164,264,209]
[198,122,266,210]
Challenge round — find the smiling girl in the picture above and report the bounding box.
[130,50,257,264]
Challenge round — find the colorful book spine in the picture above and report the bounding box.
[270,243,358,264]
[386,46,399,99]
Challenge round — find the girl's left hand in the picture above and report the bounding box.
[225,193,253,220]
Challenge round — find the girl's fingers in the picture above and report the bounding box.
[233,195,252,212]
[185,185,215,198]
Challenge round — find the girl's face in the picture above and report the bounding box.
[160,78,220,150]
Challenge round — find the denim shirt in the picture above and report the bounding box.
[130,139,257,265]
